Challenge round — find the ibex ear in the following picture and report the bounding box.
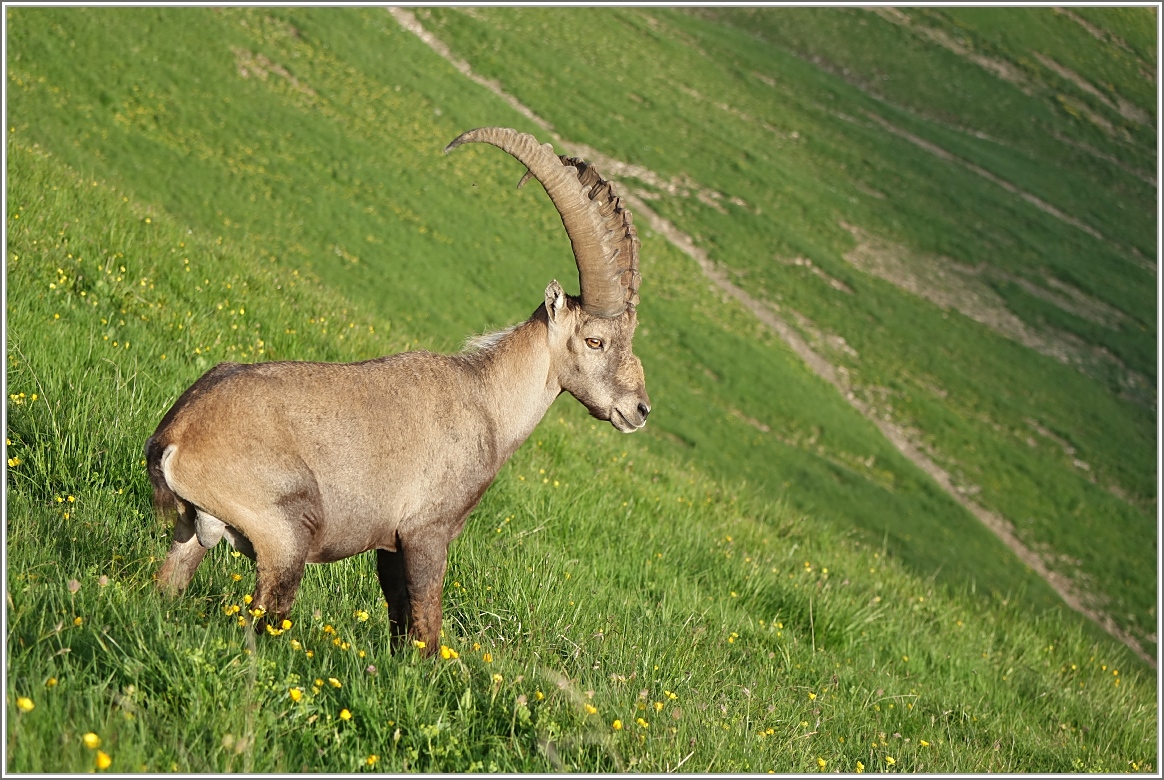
[545,279,567,324]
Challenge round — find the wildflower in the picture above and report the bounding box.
[583,704,597,715]
[885,756,896,766]
[818,758,827,768]
[636,717,649,729]
[355,610,369,622]
[242,595,253,605]
[231,574,242,581]
[534,690,544,700]
[366,755,379,766]
[290,640,302,651]
[15,697,33,713]
[492,673,503,684]
[96,751,112,770]
[67,579,81,594]
[305,650,314,659]
[315,678,324,687]
[339,709,352,721]
[654,701,664,711]
[612,719,622,730]
[45,678,57,688]
[237,617,247,628]
[365,665,377,675]
[440,645,459,660]
[413,639,426,650]
[856,761,865,773]
[482,652,492,663]
[83,732,101,749]
[265,625,284,636]
[73,617,84,627]
[328,677,342,688]
[323,624,335,634]
[919,740,930,747]
[289,688,303,702]
[902,656,909,662]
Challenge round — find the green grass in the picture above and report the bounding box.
[5,7,1157,773]
[418,4,1158,653]
[5,142,1157,772]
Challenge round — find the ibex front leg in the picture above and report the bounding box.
[376,547,411,650]
[377,535,448,656]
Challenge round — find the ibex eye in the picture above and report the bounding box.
[585,338,604,350]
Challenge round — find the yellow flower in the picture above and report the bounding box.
[315,679,324,687]
[535,690,544,700]
[366,754,379,766]
[73,617,84,626]
[492,673,503,684]
[290,640,302,651]
[95,751,112,770]
[919,740,930,747]
[305,650,314,659]
[45,678,57,688]
[355,610,369,622]
[289,688,303,702]
[339,709,352,721]
[230,573,242,581]
[583,704,597,715]
[856,761,865,773]
[15,697,33,712]
[808,691,816,700]
[440,645,459,660]
[612,719,623,730]
[817,758,827,768]
[664,690,677,700]
[323,624,335,634]
[281,619,292,630]
[886,756,896,766]
[243,594,253,605]
[83,732,101,749]
[250,607,265,619]
[654,701,664,711]
[482,652,492,663]
[328,677,342,688]
[413,639,426,649]
[636,717,649,729]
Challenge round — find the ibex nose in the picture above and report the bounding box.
[637,402,651,419]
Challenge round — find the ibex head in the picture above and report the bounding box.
[447,128,651,433]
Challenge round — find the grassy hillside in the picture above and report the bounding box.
[418,5,1158,655]
[5,7,1157,773]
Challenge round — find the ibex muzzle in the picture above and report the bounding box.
[145,128,649,654]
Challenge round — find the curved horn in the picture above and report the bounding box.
[445,127,640,317]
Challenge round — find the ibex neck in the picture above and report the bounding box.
[464,311,559,465]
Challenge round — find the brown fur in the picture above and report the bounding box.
[146,291,649,652]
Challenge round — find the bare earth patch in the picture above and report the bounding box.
[838,222,1153,411]
[391,6,1155,668]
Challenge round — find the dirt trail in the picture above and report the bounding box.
[389,7,1156,669]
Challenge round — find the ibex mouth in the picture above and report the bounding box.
[612,407,646,433]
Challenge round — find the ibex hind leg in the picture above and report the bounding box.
[157,498,208,596]
[247,498,317,631]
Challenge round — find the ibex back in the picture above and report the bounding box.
[145,128,650,653]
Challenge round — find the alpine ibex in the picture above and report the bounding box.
[145,128,650,654]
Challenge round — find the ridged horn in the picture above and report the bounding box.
[445,127,640,317]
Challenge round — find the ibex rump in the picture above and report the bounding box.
[145,128,650,653]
